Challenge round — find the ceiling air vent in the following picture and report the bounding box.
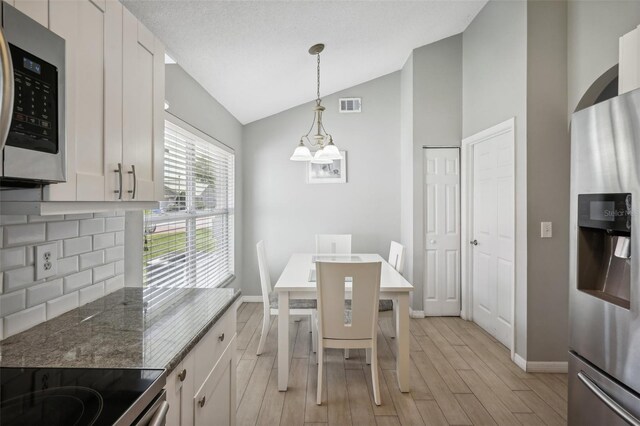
[339,98,361,113]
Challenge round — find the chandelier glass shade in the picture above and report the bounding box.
[289,43,342,163]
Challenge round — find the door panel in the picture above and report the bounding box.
[471,130,514,348]
[424,148,461,316]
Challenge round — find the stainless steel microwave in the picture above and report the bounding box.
[0,2,65,185]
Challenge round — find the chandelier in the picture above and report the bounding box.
[290,43,342,164]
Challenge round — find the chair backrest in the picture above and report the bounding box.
[256,241,272,303]
[315,234,352,255]
[316,261,381,341]
[388,241,405,275]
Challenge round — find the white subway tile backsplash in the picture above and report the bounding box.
[4,266,36,292]
[46,292,79,320]
[94,232,115,250]
[105,246,124,262]
[105,275,124,293]
[105,216,125,232]
[63,236,92,257]
[4,304,46,336]
[79,282,105,305]
[0,290,26,317]
[47,220,79,240]
[0,215,27,225]
[57,256,79,276]
[79,218,105,236]
[65,213,93,220]
[79,251,105,269]
[63,270,92,293]
[3,223,46,247]
[0,247,26,271]
[28,215,65,223]
[93,263,115,282]
[0,210,125,338]
[26,279,63,307]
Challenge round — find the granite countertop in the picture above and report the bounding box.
[0,287,241,373]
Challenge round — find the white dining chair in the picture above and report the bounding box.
[256,241,318,356]
[315,261,382,405]
[315,234,352,254]
[386,241,406,338]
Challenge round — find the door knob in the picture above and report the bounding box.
[198,396,206,408]
[470,240,478,246]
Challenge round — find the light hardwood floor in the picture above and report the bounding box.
[235,302,568,426]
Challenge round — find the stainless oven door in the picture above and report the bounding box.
[569,352,640,426]
[133,389,169,426]
[569,88,640,395]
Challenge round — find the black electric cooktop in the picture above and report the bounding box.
[0,367,165,426]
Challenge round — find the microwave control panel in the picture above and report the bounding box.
[7,43,58,154]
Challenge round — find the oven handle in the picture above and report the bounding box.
[578,371,640,426]
[0,24,14,151]
[148,400,169,426]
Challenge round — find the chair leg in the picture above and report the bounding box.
[317,347,324,405]
[344,348,350,359]
[366,348,371,365]
[311,311,318,353]
[256,309,270,356]
[390,300,397,339]
[371,344,381,406]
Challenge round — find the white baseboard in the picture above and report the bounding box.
[240,295,263,303]
[513,353,527,371]
[512,353,568,373]
[410,309,425,319]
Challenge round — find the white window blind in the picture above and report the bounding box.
[143,119,234,307]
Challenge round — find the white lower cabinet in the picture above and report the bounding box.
[165,304,237,426]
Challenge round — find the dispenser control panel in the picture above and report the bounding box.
[578,193,631,233]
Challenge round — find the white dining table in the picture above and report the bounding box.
[274,253,414,392]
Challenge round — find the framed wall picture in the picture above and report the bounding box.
[307,151,347,184]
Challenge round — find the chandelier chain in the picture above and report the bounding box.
[316,53,321,104]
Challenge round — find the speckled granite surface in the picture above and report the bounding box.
[0,287,241,373]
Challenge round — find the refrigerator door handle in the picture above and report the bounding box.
[578,371,640,426]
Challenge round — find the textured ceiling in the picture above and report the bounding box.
[122,1,487,124]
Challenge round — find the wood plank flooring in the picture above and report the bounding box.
[235,302,567,426]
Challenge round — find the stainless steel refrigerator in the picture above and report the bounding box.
[569,88,640,425]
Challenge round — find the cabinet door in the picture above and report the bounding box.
[165,361,182,426]
[194,336,237,426]
[619,26,640,95]
[13,0,47,27]
[122,10,164,202]
[164,352,195,426]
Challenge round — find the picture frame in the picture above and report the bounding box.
[307,151,347,184]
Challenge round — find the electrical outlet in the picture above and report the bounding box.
[35,243,58,280]
[541,221,553,238]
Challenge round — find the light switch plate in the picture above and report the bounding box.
[541,222,553,238]
[35,243,58,280]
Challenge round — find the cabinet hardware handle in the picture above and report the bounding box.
[127,165,137,199]
[198,395,206,408]
[470,239,478,246]
[178,369,186,382]
[218,333,225,342]
[114,163,123,200]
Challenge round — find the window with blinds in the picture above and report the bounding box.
[143,119,234,306]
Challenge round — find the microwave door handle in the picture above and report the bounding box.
[0,25,14,151]
[578,372,640,426]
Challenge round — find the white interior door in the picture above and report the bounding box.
[424,148,461,316]
[471,130,514,348]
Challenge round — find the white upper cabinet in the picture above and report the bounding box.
[122,9,164,202]
[619,26,640,95]
[12,0,47,27]
[44,0,163,203]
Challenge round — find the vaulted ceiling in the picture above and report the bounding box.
[122,1,487,124]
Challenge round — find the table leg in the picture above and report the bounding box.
[395,293,410,392]
[278,291,290,391]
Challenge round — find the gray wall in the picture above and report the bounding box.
[568,0,640,115]
[125,64,244,290]
[462,0,529,358]
[526,0,570,363]
[402,35,463,311]
[242,72,401,296]
[400,53,414,302]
